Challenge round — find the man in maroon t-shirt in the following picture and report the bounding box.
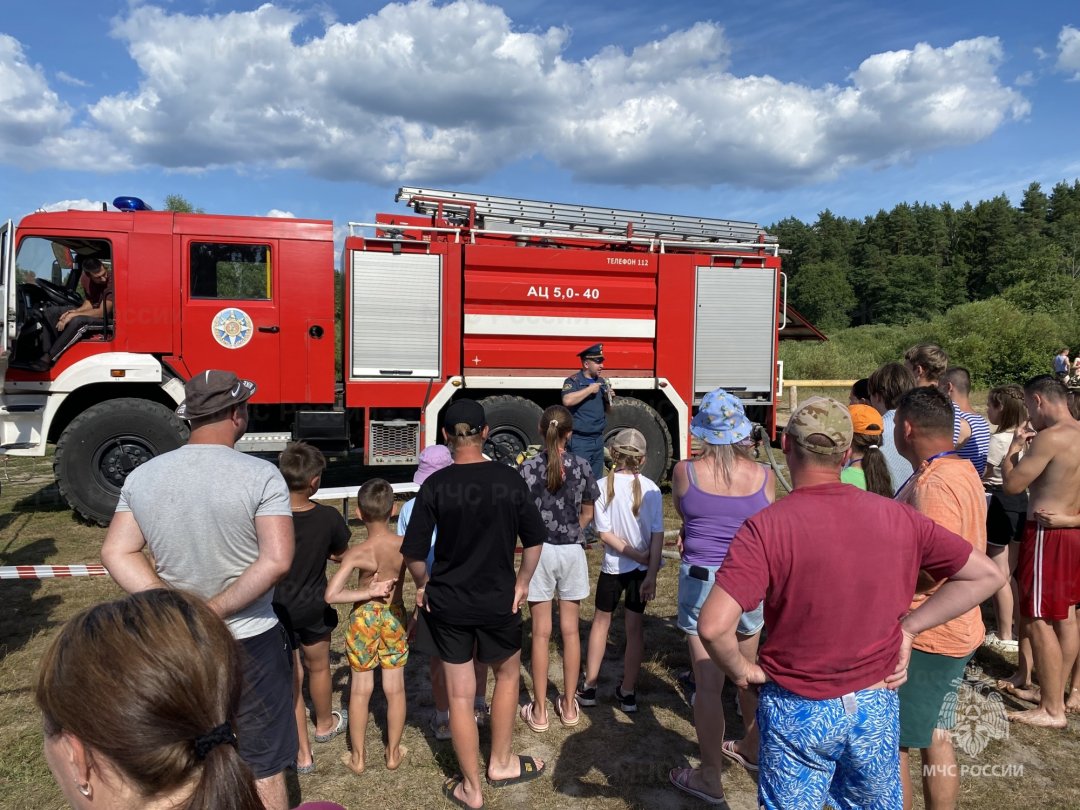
[698,397,1003,810]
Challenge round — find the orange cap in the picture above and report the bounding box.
[848,404,884,436]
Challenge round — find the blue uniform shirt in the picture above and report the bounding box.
[562,370,609,436]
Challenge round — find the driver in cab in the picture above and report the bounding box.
[42,256,113,365]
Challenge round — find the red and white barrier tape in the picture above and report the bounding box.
[0,564,109,580]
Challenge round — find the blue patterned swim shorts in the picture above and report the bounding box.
[758,682,901,810]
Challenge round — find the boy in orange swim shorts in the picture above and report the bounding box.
[325,478,408,774]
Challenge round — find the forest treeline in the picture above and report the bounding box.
[776,179,1080,387]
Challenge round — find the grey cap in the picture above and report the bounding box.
[176,370,256,420]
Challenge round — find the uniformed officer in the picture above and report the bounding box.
[562,343,613,480]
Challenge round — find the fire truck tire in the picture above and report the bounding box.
[478,395,543,466]
[604,397,673,483]
[54,398,190,526]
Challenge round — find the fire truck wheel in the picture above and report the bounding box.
[604,397,673,483]
[54,398,190,526]
[478,395,543,466]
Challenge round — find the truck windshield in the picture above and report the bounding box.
[17,238,75,287]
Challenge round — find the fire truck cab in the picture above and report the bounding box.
[0,189,785,525]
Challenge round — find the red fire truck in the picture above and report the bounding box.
[0,187,787,524]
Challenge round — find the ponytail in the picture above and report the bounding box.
[854,434,892,498]
[540,404,573,493]
[631,470,643,517]
[186,727,261,810]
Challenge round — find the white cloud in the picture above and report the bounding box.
[552,37,1028,186]
[40,198,100,212]
[265,209,295,218]
[55,70,90,87]
[1057,25,1080,80]
[38,198,117,215]
[0,35,74,150]
[0,35,128,173]
[0,2,1032,189]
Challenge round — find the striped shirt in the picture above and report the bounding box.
[881,409,914,494]
[952,404,992,477]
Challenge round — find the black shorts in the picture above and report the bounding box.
[986,489,1028,547]
[274,602,338,650]
[236,623,298,779]
[594,568,648,614]
[413,609,522,665]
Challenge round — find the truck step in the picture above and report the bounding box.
[0,404,45,413]
[235,432,292,453]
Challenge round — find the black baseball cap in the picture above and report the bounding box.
[443,399,486,436]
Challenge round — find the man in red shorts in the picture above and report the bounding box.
[1002,374,1080,728]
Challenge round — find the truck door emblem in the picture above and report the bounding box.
[212,308,254,349]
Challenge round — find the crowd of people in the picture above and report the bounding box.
[1052,346,1080,384]
[34,342,1080,809]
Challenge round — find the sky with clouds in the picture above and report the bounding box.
[0,0,1077,237]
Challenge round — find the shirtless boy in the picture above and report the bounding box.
[325,478,408,771]
[1002,375,1080,727]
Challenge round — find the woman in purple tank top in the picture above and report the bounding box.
[669,389,774,806]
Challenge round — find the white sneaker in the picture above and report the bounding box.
[984,631,1020,651]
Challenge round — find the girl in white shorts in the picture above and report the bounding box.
[517,404,599,731]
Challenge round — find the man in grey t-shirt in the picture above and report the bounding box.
[102,370,295,810]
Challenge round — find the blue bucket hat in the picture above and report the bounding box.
[690,389,753,445]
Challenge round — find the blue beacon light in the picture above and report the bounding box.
[112,196,152,212]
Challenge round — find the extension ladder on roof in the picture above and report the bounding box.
[396,186,774,245]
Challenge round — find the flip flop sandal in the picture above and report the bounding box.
[669,766,730,807]
[487,754,546,787]
[443,775,484,808]
[555,695,580,727]
[314,709,348,743]
[519,701,549,733]
[295,760,316,775]
[720,739,759,772]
